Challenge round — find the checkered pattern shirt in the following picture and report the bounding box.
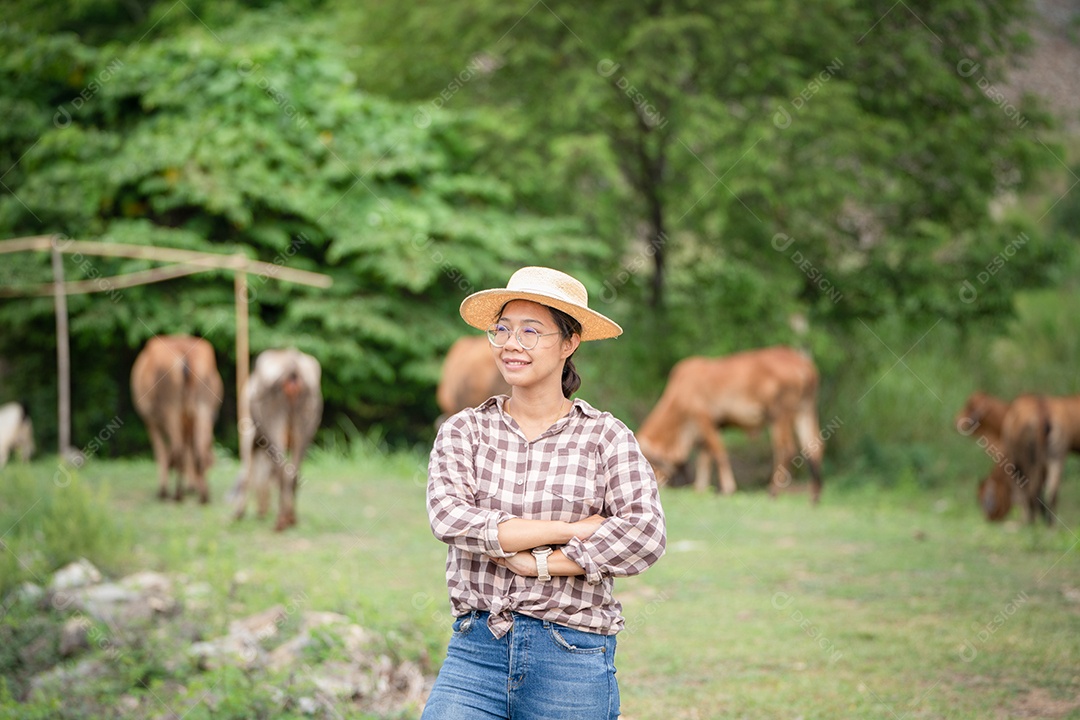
[427,396,666,639]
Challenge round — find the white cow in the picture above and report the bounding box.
[0,402,35,468]
[233,349,323,531]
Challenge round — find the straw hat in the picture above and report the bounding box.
[459,267,623,341]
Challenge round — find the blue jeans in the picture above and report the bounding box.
[421,610,620,720]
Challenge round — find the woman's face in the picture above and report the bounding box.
[491,300,580,388]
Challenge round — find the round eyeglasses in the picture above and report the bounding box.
[486,324,561,350]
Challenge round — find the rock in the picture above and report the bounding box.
[309,660,367,699]
[300,610,350,631]
[230,604,287,643]
[267,632,310,672]
[297,696,320,715]
[120,571,178,616]
[14,581,44,604]
[59,616,93,657]
[70,583,142,626]
[189,634,263,671]
[49,558,102,591]
[190,605,294,671]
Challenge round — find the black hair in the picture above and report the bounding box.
[495,302,582,398]
[548,307,582,398]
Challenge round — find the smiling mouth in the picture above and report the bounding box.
[501,356,530,368]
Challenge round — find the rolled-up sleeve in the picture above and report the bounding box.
[562,422,666,584]
[427,415,515,558]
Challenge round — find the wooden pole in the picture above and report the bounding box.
[51,245,71,456]
[0,236,332,288]
[235,267,252,474]
[0,262,210,297]
[0,235,332,466]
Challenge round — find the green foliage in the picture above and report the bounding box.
[0,9,607,448]
[0,602,64,703]
[346,0,1060,330]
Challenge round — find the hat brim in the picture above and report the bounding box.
[459,289,622,341]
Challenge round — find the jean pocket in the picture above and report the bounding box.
[452,612,478,637]
[545,622,610,655]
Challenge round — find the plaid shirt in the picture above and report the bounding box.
[427,395,666,639]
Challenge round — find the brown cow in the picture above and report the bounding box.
[955,391,1014,521]
[1039,395,1080,522]
[435,335,511,426]
[130,335,223,503]
[1000,394,1053,524]
[636,346,824,502]
[233,348,322,531]
[955,391,1009,452]
[995,393,1080,525]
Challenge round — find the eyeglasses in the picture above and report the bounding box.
[486,324,561,350]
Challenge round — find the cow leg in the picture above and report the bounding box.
[273,442,296,532]
[233,466,250,520]
[147,425,171,500]
[793,406,824,503]
[276,462,297,532]
[276,429,307,531]
[251,442,274,519]
[179,438,198,503]
[159,406,187,502]
[192,406,216,504]
[1042,454,1064,525]
[233,424,256,521]
[693,449,712,493]
[696,416,735,494]
[768,419,797,499]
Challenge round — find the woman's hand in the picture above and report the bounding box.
[492,551,537,576]
[492,549,586,578]
[568,514,605,541]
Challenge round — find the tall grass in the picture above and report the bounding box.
[0,463,130,597]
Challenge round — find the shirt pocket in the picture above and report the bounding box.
[544,448,604,521]
[472,445,512,511]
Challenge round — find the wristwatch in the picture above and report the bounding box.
[532,546,553,582]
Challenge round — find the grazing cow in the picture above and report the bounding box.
[955,391,1014,521]
[130,335,223,503]
[978,463,1014,522]
[1039,394,1080,522]
[0,402,34,468]
[233,348,322,531]
[998,393,1080,525]
[637,346,824,502]
[955,391,1009,452]
[1000,394,1052,524]
[435,335,511,426]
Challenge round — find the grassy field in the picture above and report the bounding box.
[2,445,1080,719]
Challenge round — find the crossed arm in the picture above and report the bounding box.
[491,515,605,577]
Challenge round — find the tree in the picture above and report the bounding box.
[345,0,1059,327]
[0,7,606,449]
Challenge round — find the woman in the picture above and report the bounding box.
[423,266,667,720]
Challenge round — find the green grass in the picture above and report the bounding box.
[2,448,1079,719]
